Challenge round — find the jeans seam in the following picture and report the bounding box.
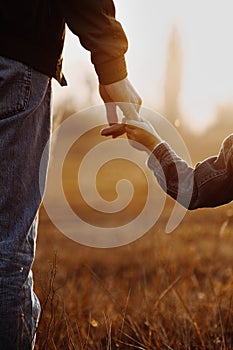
[0,64,32,118]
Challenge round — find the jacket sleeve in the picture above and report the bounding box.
[147,135,233,210]
[58,0,128,84]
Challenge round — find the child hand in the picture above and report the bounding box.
[125,118,162,152]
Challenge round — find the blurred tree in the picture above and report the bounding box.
[163,25,183,128]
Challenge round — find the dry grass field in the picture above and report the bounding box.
[33,124,233,349]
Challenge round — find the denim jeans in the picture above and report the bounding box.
[0,56,51,349]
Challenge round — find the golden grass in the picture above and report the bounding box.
[34,202,233,349]
[33,128,233,349]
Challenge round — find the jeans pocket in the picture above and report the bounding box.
[0,56,31,119]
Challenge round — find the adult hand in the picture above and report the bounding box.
[100,78,142,138]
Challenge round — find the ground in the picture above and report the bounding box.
[34,125,233,349]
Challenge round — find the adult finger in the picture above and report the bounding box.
[101,123,126,137]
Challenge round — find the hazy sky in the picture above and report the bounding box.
[55,0,233,132]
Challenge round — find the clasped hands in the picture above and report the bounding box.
[100,78,161,152]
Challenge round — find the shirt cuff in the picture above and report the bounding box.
[147,142,172,169]
[94,56,127,85]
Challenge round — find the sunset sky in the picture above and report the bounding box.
[55,0,233,133]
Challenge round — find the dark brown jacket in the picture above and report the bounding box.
[0,0,128,85]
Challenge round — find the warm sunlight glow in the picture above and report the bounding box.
[59,0,233,133]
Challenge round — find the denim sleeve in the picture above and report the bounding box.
[147,135,233,210]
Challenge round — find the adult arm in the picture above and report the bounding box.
[58,0,128,84]
[59,0,142,134]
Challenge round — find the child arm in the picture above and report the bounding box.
[125,123,233,210]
